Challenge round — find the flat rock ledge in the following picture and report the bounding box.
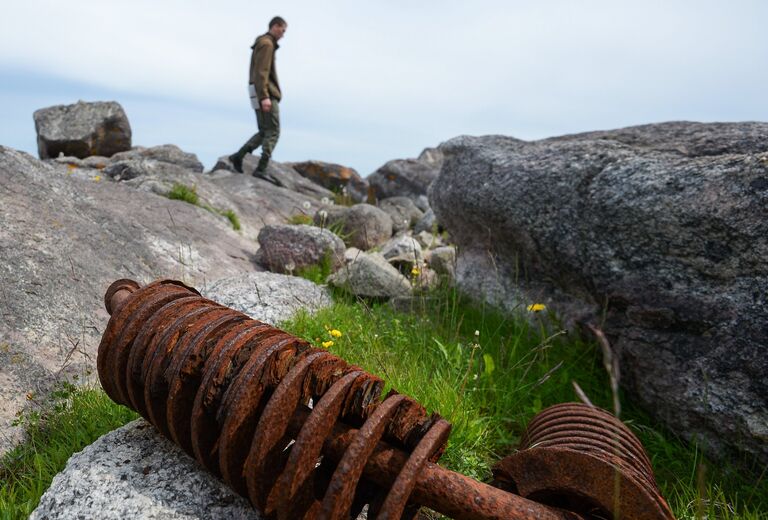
[30,420,260,520]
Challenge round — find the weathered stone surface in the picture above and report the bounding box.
[430,122,768,463]
[202,272,333,326]
[30,420,260,520]
[289,160,369,203]
[0,146,256,455]
[368,148,443,210]
[328,252,412,299]
[256,224,345,274]
[110,144,204,172]
[212,155,334,201]
[378,197,424,233]
[380,234,424,268]
[33,101,131,159]
[427,246,456,280]
[53,155,111,170]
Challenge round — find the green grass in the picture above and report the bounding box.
[1,289,766,519]
[295,251,335,285]
[0,383,137,519]
[166,182,199,205]
[288,213,314,226]
[165,182,241,231]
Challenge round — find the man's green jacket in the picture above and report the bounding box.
[249,33,282,102]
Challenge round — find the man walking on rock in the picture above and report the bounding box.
[229,16,287,175]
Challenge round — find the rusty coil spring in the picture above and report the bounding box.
[97,278,674,520]
[492,403,674,519]
[98,279,453,519]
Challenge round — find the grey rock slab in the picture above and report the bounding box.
[202,272,332,326]
[257,224,345,274]
[0,146,255,455]
[110,144,204,172]
[206,169,326,242]
[30,419,260,520]
[212,155,335,201]
[327,252,412,299]
[377,196,424,233]
[33,100,131,159]
[429,122,768,464]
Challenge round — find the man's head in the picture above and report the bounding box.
[268,16,287,40]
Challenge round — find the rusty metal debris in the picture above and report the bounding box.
[492,403,675,520]
[97,278,675,520]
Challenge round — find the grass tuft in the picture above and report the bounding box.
[0,382,137,518]
[165,182,241,231]
[166,182,199,205]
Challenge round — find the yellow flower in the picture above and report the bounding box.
[93,175,102,182]
[329,329,342,338]
[411,267,420,276]
[527,303,546,312]
[321,340,334,348]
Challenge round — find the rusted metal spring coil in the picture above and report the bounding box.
[97,279,672,519]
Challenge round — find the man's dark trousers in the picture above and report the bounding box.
[234,98,280,173]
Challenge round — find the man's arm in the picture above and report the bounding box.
[250,39,274,107]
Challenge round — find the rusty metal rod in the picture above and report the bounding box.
[282,404,583,520]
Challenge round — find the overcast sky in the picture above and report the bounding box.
[1,0,767,175]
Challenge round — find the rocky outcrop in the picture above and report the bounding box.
[256,224,345,274]
[30,420,260,520]
[290,160,369,203]
[367,148,443,210]
[33,101,131,159]
[0,146,257,455]
[430,122,768,464]
[213,155,335,201]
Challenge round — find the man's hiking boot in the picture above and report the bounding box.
[229,153,244,173]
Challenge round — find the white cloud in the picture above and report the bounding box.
[1,0,767,173]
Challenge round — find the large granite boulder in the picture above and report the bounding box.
[256,224,345,274]
[367,148,443,210]
[430,122,768,464]
[33,101,131,159]
[289,160,370,203]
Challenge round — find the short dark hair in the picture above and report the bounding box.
[269,16,287,28]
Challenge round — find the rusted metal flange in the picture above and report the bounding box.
[492,403,675,520]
